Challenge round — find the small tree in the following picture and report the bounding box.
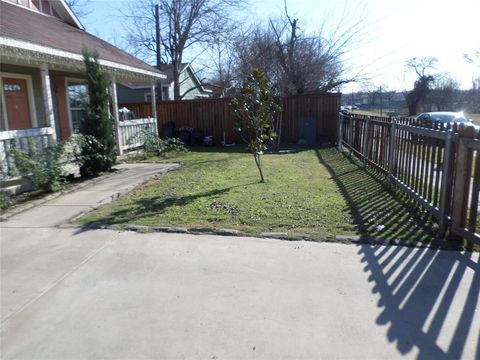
[230,69,281,182]
[79,49,116,177]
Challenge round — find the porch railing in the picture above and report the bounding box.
[0,127,56,176]
[117,118,158,152]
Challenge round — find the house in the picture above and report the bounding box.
[117,63,212,103]
[0,0,166,167]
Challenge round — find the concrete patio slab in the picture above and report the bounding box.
[1,161,479,359]
[1,229,479,359]
[0,227,114,323]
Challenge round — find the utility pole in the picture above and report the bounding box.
[155,4,161,68]
[155,4,162,100]
[380,86,383,116]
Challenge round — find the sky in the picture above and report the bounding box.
[79,0,480,93]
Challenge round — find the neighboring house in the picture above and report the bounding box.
[0,0,165,164]
[118,63,212,103]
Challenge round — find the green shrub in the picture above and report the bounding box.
[79,49,116,177]
[131,130,188,158]
[0,191,14,210]
[8,140,67,192]
[6,135,97,193]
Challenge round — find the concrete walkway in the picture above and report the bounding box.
[1,163,479,359]
[2,163,179,227]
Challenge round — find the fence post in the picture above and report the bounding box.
[348,115,354,156]
[338,113,343,152]
[388,120,396,179]
[363,119,370,164]
[438,129,453,238]
[450,137,469,236]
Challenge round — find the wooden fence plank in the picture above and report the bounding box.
[121,94,341,146]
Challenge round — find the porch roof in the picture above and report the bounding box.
[0,1,165,81]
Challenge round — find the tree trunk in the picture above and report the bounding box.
[173,61,181,100]
[253,153,264,182]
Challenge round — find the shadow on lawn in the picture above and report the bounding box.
[315,149,439,245]
[80,182,256,228]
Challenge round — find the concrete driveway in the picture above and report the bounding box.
[1,164,479,359]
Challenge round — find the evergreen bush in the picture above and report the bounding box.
[79,49,116,177]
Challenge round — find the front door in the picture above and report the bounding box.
[3,78,32,130]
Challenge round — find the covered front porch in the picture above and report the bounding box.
[0,41,165,176]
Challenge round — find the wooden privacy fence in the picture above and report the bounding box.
[339,112,480,245]
[120,93,341,145]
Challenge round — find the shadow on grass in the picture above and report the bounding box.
[358,238,480,358]
[315,149,439,245]
[79,182,257,229]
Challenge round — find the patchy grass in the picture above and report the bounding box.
[352,109,409,117]
[78,147,440,243]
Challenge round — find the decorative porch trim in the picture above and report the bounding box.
[0,37,166,80]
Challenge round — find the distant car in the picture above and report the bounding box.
[415,112,477,129]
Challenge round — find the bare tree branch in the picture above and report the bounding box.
[121,0,243,99]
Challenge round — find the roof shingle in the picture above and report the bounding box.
[0,1,161,75]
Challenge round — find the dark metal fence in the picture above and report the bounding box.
[339,112,480,245]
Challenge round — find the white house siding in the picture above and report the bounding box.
[179,68,208,99]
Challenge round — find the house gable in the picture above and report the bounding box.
[2,0,83,29]
[0,1,165,81]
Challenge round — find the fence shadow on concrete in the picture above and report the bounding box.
[358,243,480,359]
[316,148,480,358]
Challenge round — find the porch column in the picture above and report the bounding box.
[40,63,57,143]
[151,81,158,129]
[110,75,123,156]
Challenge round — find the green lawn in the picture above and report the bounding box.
[78,147,440,243]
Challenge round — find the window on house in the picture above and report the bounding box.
[162,87,169,100]
[67,82,88,133]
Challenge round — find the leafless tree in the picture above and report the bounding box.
[463,50,480,67]
[121,0,242,100]
[65,0,91,19]
[428,74,460,111]
[229,2,364,96]
[405,57,438,115]
[202,39,238,97]
[463,50,480,113]
[232,26,280,91]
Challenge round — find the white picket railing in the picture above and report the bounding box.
[118,118,158,151]
[0,127,56,176]
[0,118,158,180]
